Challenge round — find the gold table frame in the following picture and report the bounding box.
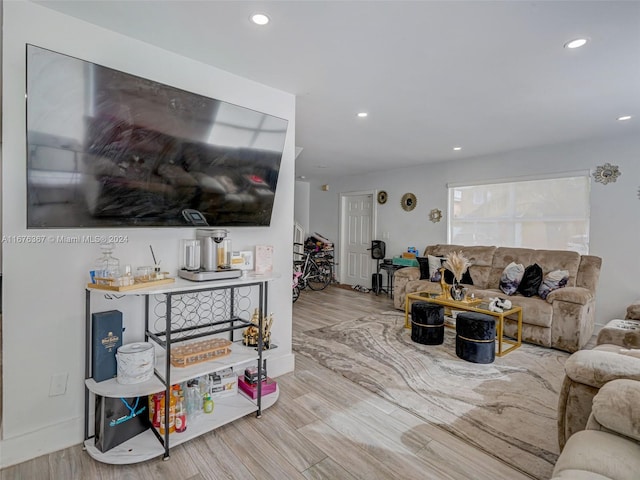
[404,292,523,357]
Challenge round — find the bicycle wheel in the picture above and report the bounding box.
[292,285,300,303]
[307,260,331,291]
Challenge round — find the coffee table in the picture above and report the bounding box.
[404,291,523,357]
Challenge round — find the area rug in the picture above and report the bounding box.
[292,311,569,479]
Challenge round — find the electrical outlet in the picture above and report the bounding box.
[49,373,68,397]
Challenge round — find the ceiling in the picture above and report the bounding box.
[35,1,640,180]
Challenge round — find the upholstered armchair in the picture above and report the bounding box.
[552,379,640,480]
[557,299,640,450]
[556,344,640,450]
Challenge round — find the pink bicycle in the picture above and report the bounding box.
[292,270,302,303]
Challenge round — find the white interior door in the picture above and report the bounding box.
[340,193,374,287]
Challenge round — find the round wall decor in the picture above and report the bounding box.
[401,193,417,211]
[429,208,443,223]
[377,190,388,204]
[593,163,621,184]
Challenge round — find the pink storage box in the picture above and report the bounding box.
[238,376,277,400]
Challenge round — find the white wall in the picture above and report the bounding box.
[294,180,310,233]
[308,132,640,328]
[1,1,295,467]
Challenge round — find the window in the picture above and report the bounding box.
[448,174,590,254]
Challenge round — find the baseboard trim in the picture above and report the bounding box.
[0,351,296,469]
[0,417,83,469]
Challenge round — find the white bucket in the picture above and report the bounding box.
[116,342,155,384]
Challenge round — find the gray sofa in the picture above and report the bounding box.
[393,244,602,353]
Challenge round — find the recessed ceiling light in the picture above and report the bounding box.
[564,38,588,49]
[357,112,368,118]
[617,115,632,121]
[297,175,306,179]
[251,13,270,25]
[453,146,462,151]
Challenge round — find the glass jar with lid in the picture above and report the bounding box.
[94,242,120,279]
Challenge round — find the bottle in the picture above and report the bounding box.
[159,389,177,435]
[151,393,163,428]
[94,242,120,279]
[175,395,187,433]
[203,394,214,414]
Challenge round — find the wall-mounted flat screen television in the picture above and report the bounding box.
[26,44,288,228]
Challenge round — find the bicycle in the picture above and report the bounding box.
[293,244,331,291]
[292,270,302,303]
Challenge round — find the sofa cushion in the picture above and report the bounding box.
[552,430,640,480]
[551,469,616,480]
[427,255,444,279]
[419,254,474,284]
[592,379,640,443]
[468,288,554,328]
[530,249,581,288]
[539,269,569,299]
[424,245,497,289]
[405,279,442,297]
[517,263,543,297]
[499,262,525,295]
[487,247,534,289]
[416,256,431,280]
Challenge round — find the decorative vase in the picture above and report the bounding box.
[450,281,467,301]
[439,267,450,299]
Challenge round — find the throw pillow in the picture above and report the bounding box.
[538,269,569,300]
[444,268,474,285]
[517,263,543,297]
[427,255,445,281]
[499,262,525,295]
[416,257,431,280]
[425,254,474,284]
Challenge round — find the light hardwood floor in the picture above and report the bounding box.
[0,286,536,479]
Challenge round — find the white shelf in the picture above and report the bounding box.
[85,276,278,464]
[86,376,165,398]
[153,341,263,385]
[87,342,278,398]
[86,274,278,296]
[84,387,279,464]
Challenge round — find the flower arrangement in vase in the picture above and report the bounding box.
[443,251,472,301]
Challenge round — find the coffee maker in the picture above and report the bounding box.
[178,228,242,281]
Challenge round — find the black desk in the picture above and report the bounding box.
[379,263,404,299]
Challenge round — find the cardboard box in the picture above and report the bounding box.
[208,368,237,398]
[238,377,277,400]
[244,365,267,384]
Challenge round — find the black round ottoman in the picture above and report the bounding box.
[456,312,496,364]
[411,302,444,345]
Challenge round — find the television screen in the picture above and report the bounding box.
[26,45,288,228]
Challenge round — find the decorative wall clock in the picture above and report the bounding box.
[593,163,621,184]
[401,193,417,211]
[429,208,443,223]
[377,190,388,204]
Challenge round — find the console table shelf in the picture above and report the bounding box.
[84,274,277,464]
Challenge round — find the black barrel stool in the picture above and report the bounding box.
[456,312,496,364]
[411,302,445,345]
